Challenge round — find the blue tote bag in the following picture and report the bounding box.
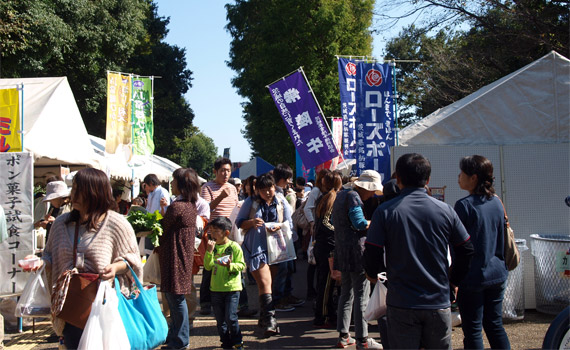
[115,263,168,350]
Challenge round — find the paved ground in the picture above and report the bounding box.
[3,258,556,349]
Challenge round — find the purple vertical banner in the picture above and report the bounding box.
[338,58,394,178]
[268,70,339,169]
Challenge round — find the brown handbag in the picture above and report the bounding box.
[51,222,100,329]
[496,196,521,271]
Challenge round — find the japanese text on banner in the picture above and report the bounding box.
[106,73,132,155]
[0,152,33,296]
[268,70,338,169]
[131,77,155,157]
[338,58,395,178]
[0,88,21,153]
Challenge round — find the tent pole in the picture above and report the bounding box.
[19,83,24,151]
[391,60,399,147]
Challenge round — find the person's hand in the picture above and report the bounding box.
[19,255,44,272]
[101,264,118,280]
[206,240,216,253]
[252,218,264,228]
[219,187,231,199]
[39,220,48,229]
[267,224,280,233]
[220,256,232,267]
[45,216,55,223]
[160,197,168,208]
[365,273,378,284]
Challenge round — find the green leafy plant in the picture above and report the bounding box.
[126,210,163,247]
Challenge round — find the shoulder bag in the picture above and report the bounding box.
[496,196,520,271]
[51,222,100,329]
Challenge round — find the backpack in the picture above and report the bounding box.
[291,199,311,233]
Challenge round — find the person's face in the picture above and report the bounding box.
[458,171,477,193]
[258,185,275,203]
[49,197,66,208]
[171,179,180,196]
[235,184,242,192]
[209,227,227,244]
[214,164,232,184]
[356,186,375,201]
[145,183,156,194]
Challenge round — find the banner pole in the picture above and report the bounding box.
[390,60,399,146]
[19,83,24,151]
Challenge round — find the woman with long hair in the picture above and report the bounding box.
[159,168,201,349]
[312,170,343,328]
[236,173,293,337]
[22,168,142,348]
[454,155,510,349]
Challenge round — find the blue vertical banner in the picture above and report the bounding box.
[268,69,339,170]
[295,150,316,182]
[338,58,395,178]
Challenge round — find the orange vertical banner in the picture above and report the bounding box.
[0,88,21,152]
[105,72,132,155]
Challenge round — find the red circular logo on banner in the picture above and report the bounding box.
[345,62,357,76]
[365,69,383,86]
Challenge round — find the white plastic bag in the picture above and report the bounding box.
[15,265,51,317]
[364,273,387,321]
[143,251,161,284]
[266,222,297,265]
[78,280,130,350]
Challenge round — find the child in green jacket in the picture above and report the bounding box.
[204,217,246,350]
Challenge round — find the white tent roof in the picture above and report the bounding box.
[90,135,205,183]
[399,51,570,146]
[0,77,99,167]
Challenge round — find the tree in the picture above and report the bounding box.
[382,0,569,125]
[226,0,375,167]
[170,126,218,180]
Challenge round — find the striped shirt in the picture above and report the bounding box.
[200,181,238,219]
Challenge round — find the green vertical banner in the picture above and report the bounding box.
[131,77,154,156]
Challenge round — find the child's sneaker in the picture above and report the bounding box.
[336,335,356,348]
[356,337,383,349]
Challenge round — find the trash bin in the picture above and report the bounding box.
[530,234,570,315]
[502,239,529,320]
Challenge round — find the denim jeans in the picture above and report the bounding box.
[386,305,452,349]
[314,243,335,323]
[200,268,212,309]
[336,270,370,339]
[272,260,294,303]
[457,281,510,349]
[212,291,242,348]
[238,272,249,310]
[164,292,190,349]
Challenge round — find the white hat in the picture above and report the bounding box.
[43,181,71,202]
[233,178,242,185]
[353,170,383,194]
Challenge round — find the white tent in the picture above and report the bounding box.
[398,51,569,146]
[0,77,99,167]
[393,51,570,309]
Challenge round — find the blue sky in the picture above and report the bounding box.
[155,1,394,163]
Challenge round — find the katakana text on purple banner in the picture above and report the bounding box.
[338,58,395,178]
[268,70,338,169]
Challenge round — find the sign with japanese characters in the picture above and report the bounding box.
[131,77,154,157]
[0,152,33,296]
[105,72,132,155]
[338,58,395,177]
[0,88,21,152]
[268,70,339,169]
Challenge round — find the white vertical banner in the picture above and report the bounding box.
[0,152,34,296]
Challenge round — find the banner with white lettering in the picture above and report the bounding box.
[338,58,394,177]
[0,152,33,296]
[268,69,339,169]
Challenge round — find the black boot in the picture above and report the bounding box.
[259,293,279,337]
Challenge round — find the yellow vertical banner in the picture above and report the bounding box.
[105,72,132,155]
[0,88,21,153]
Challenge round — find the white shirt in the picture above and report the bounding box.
[146,185,171,214]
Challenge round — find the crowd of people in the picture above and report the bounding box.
[19,152,513,350]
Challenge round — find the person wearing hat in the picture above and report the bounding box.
[40,181,72,241]
[332,170,383,349]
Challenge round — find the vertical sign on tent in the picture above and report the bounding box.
[295,150,316,182]
[338,58,395,178]
[268,68,339,170]
[106,72,132,156]
[0,88,21,152]
[131,76,155,158]
[0,152,33,295]
[331,117,344,169]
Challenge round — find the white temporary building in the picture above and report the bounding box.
[0,77,99,169]
[393,51,570,309]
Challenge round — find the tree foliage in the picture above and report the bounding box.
[381,0,569,126]
[0,0,195,159]
[171,126,218,180]
[226,0,374,167]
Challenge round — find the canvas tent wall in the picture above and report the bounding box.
[231,157,275,179]
[0,77,99,169]
[393,51,570,309]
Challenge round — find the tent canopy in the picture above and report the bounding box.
[231,157,275,179]
[399,51,570,146]
[0,77,99,167]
